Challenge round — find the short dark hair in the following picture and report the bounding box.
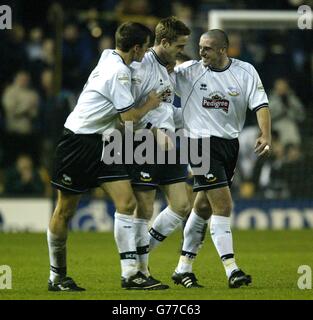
[115,22,152,52]
[155,16,190,45]
[203,29,229,50]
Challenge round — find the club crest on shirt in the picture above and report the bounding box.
[140,171,152,182]
[62,174,72,186]
[202,91,230,113]
[205,173,217,183]
[227,87,240,96]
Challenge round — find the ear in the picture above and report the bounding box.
[128,47,135,56]
[133,44,141,52]
[220,47,227,55]
[160,38,170,48]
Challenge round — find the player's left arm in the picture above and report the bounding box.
[254,107,272,157]
[247,64,272,157]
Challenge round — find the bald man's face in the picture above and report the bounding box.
[199,35,223,67]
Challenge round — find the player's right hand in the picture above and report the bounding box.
[146,90,163,109]
[147,90,170,110]
[254,135,271,157]
[166,63,175,74]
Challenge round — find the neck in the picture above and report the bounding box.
[115,49,132,65]
[152,45,168,65]
[210,55,230,69]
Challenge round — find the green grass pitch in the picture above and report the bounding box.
[0,230,312,300]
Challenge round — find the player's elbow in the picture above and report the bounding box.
[120,110,140,123]
[120,115,139,124]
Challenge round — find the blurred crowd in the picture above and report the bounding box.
[0,0,312,198]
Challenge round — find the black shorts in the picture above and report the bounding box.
[189,136,239,192]
[51,128,129,194]
[126,163,188,189]
[125,138,188,190]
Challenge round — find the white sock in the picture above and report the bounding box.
[176,210,208,274]
[134,218,150,277]
[149,206,184,250]
[47,229,67,283]
[210,215,238,278]
[114,212,138,279]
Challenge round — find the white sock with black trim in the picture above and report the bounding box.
[47,229,67,283]
[176,210,208,274]
[134,218,150,277]
[210,215,238,278]
[149,206,184,250]
[114,212,138,279]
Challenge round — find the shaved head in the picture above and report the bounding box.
[201,29,229,50]
[199,29,230,68]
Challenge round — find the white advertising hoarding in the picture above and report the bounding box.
[0,199,51,232]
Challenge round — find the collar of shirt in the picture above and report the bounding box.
[205,58,232,72]
[149,48,167,68]
[112,50,127,66]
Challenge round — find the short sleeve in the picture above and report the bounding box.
[109,69,135,113]
[174,60,197,97]
[247,66,269,112]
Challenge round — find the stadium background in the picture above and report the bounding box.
[0,0,313,302]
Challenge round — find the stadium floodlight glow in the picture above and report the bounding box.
[208,10,312,29]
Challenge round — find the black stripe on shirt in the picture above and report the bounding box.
[149,48,167,67]
[208,58,232,72]
[112,50,127,66]
[253,103,269,113]
[117,103,135,113]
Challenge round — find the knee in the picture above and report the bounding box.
[136,202,154,220]
[54,192,81,222]
[115,196,136,215]
[213,201,233,216]
[170,199,191,218]
[54,202,76,222]
[194,201,212,218]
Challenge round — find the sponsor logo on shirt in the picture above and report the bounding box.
[157,82,173,103]
[117,73,130,84]
[202,91,230,113]
[200,83,207,91]
[257,82,265,91]
[131,76,142,85]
